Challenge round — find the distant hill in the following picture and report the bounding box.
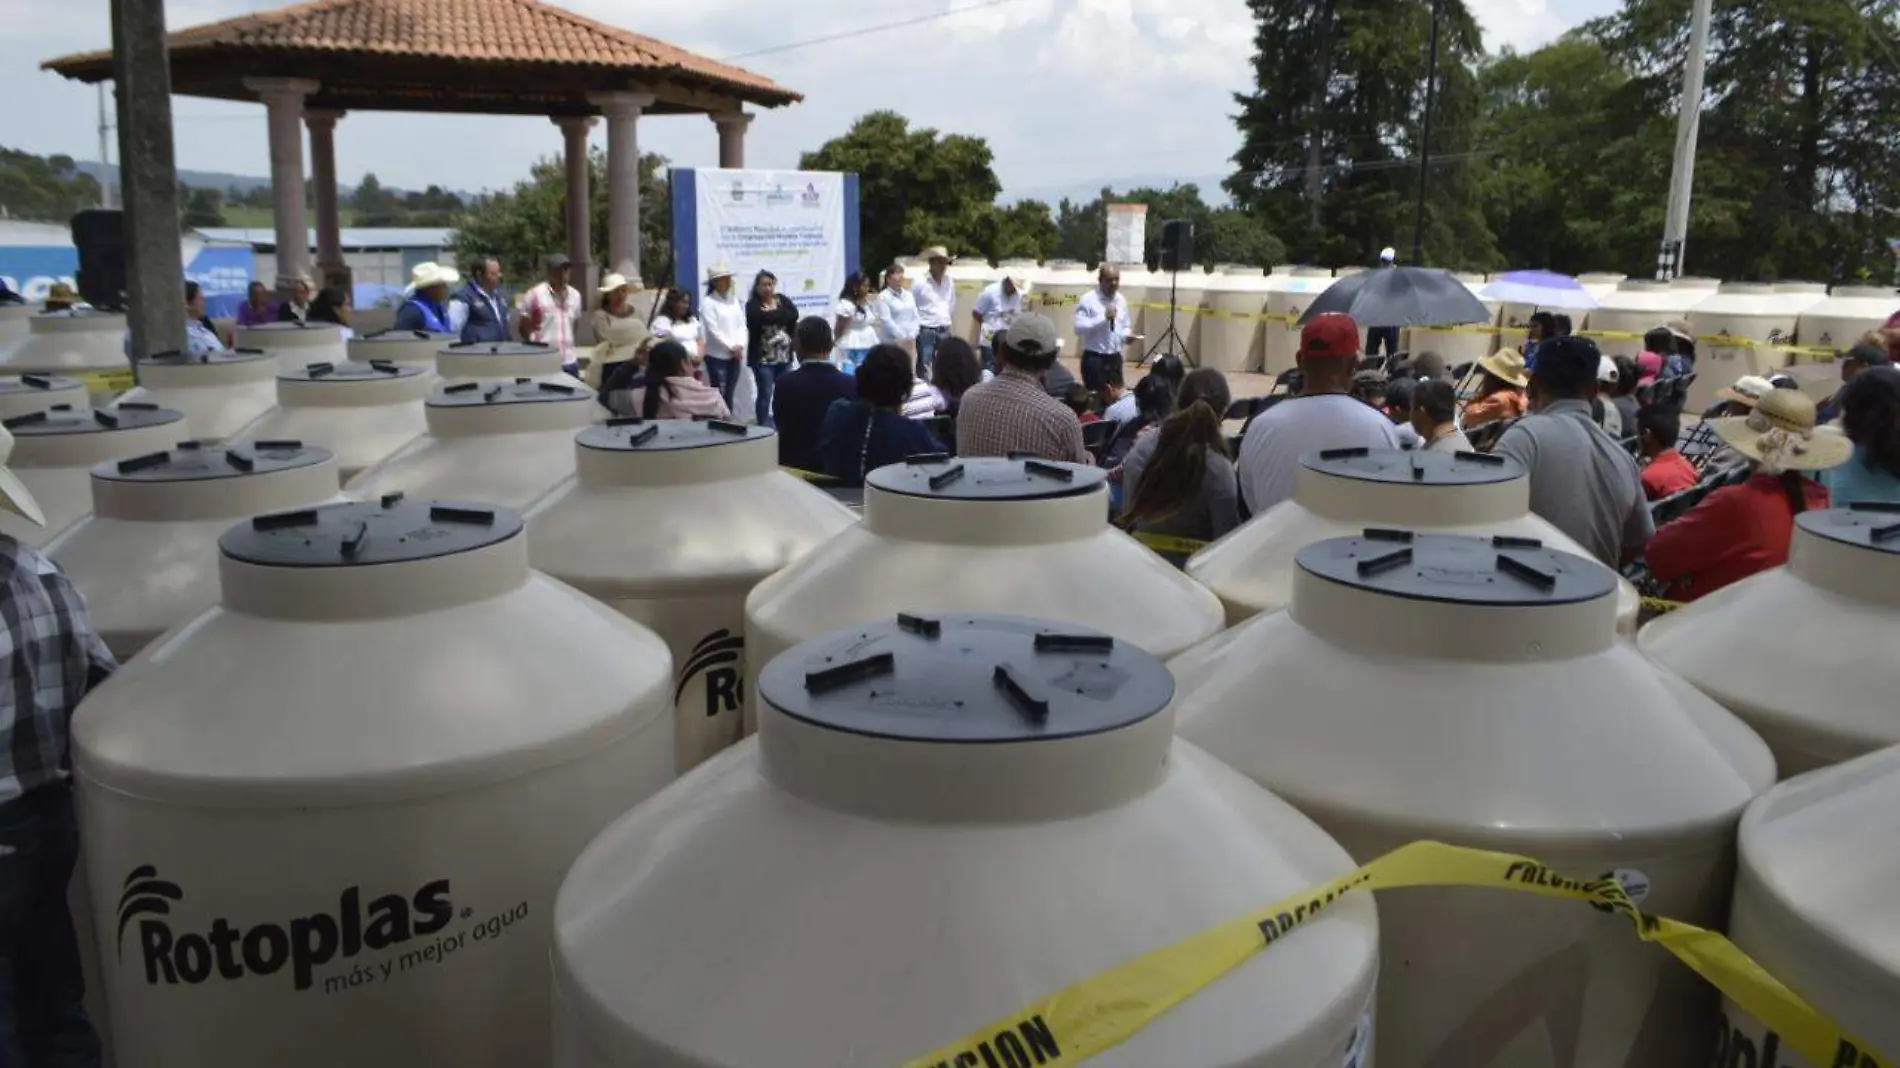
[73,161,282,195]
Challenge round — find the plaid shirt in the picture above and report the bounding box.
[954,369,1091,465]
[0,538,116,805]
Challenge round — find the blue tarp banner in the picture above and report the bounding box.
[0,243,254,307]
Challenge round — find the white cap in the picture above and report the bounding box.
[1379,247,1397,262]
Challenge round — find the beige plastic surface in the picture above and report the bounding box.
[1797,286,1898,353]
[551,668,1379,1067]
[946,261,997,343]
[42,450,344,657]
[1586,280,1702,360]
[1685,283,1827,412]
[0,310,130,380]
[1719,747,1900,1068]
[1183,454,1643,630]
[1031,259,1094,362]
[348,331,456,366]
[1264,268,1336,376]
[0,374,87,420]
[1173,549,1775,1068]
[346,392,595,511]
[1167,268,1210,367]
[526,424,856,772]
[1115,265,1151,358]
[234,322,349,372]
[1204,265,1271,373]
[73,511,676,1068]
[1404,272,1501,364]
[437,344,587,390]
[743,473,1224,732]
[230,368,433,482]
[113,356,278,442]
[0,302,30,347]
[1639,520,1900,775]
[0,411,189,548]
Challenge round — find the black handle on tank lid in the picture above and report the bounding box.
[927,464,965,490]
[1319,446,1370,460]
[176,440,203,450]
[234,347,265,355]
[1496,551,1559,590]
[380,491,405,508]
[484,386,504,403]
[225,449,255,472]
[1357,546,1413,576]
[1849,501,1900,513]
[1364,527,1414,543]
[538,382,578,394]
[1454,450,1507,465]
[606,415,644,427]
[444,382,480,394]
[51,404,72,411]
[1033,631,1114,652]
[1024,459,1075,482]
[805,652,896,694]
[429,505,495,525]
[253,508,320,531]
[993,664,1050,722]
[1492,534,1543,549]
[905,453,951,466]
[116,401,160,411]
[138,352,180,366]
[305,362,336,378]
[4,411,47,428]
[896,612,941,637]
[625,424,660,446]
[116,451,171,474]
[20,374,51,389]
[94,410,119,428]
[254,439,304,451]
[369,360,401,374]
[707,419,748,435]
[1872,521,1900,543]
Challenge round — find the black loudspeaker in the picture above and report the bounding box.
[1158,219,1194,273]
[71,209,127,310]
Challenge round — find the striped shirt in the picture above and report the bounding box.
[955,369,1090,464]
[0,538,116,804]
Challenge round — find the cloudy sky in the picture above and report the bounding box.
[0,0,1621,202]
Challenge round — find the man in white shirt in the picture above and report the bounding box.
[1073,265,1135,397]
[970,273,1029,370]
[873,263,922,354]
[521,253,583,371]
[911,246,957,376]
[1238,312,1401,513]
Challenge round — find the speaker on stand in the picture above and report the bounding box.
[70,209,128,311]
[1143,219,1193,368]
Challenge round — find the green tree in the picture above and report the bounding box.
[1051,185,1287,269]
[448,148,670,287]
[352,172,403,227]
[800,111,1006,271]
[1226,0,1497,268]
[181,185,226,229]
[0,147,102,222]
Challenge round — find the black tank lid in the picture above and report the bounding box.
[219,497,523,568]
[1301,447,1525,486]
[238,321,338,334]
[1796,504,1900,556]
[359,329,456,343]
[139,348,271,368]
[758,613,1174,744]
[865,456,1106,501]
[0,373,84,394]
[91,440,331,483]
[276,359,425,383]
[438,341,558,357]
[427,379,590,408]
[1295,530,1617,606]
[3,405,183,436]
[578,417,772,452]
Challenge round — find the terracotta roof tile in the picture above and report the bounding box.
[45,0,799,106]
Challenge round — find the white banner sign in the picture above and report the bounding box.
[681,168,851,317]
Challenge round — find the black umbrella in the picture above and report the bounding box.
[1297,267,1491,329]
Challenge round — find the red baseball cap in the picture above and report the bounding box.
[1301,312,1361,360]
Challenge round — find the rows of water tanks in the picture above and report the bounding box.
[30,321,1892,1068]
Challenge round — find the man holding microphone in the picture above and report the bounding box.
[1074,264,1137,398]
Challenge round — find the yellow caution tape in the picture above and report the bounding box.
[780,465,830,484]
[1128,530,1210,557]
[77,370,137,393]
[1640,596,1686,615]
[899,839,1891,1068]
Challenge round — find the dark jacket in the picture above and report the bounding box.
[774,362,859,473]
[744,297,800,368]
[455,281,512,344]
[818,400,943,485]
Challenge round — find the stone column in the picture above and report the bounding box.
[244,77,320,290]
[306,108,349,291]
[110,0,186,365]
[712,111,753,169]
[554,116,597,298]
[588,92,654,285]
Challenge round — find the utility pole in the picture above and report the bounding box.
[1411,0,1442,267]
[110,0,185,360]
[97,84,115,209]
[1657,0,1712,280]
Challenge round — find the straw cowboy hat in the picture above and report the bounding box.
[0,422,45,527]
[1477,350,1530,388]
[1710,387,1850,472]
[920,245,953,262]
[1716,374,1774,408]
[704,264,735,283]
[597,272,634,296]
[407,262,461,293]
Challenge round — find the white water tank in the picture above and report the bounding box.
[1718,746,1900,1068]
[1031,260,1095,362]
[437,340,586,390]
[1585,280,1703,360]
[1640,505,1900,776]
[73,497,676,1068]
[44,440,341,658]
[745,457,1224,730]
[1184,449,1641,630]
[0,301,31,346]
[1203,265,1271,373]
[551,612,1380,1068]
[1114,263,1152,357]
[1404,272,1499,365]
[1686,282,1827,413]
[0,405,186,547]
[1799,286,1898,354]
[526,419,858,772]
[0,310,130,397]
[1264,268,1336,376]
[347,380,595,511]
[0,373,88,420]
[348,329,456,390]
[113,349,277,441]
[946,260,997,344]
[1578,272,1627,303]
[230,361,432,483]
[234,321,348,372]
[1174,531,1775,1068]
[1169,267,1211,367]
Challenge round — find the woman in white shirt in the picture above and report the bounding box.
[699,266,747,409]
[871,263,921,355]
[650,287,702,369]
[832,272,879,374]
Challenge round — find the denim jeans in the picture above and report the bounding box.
[753,363,788,427]
[704,356,740,408]
[1366,327,1400,358]
[917,326,948,376]
[979,345,997,373]
[0,783,101,1068]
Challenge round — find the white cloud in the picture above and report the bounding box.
[0,0,1615,206]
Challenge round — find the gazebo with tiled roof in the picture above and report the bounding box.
[45,0,800,290]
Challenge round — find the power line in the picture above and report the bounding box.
[719,0,1038,62]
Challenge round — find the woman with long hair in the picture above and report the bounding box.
[1119,368,1241,567]
[650,286,701,367]
[605,340,730,421]
[927,336,988,417]
[1464,350,1529,430]
[307,285,355,341]
[1820,365,1900,506]
[744,269,800,427]
[817,343,944,486]
[832,272,878,374]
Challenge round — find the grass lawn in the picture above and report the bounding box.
[216,205,360,228]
